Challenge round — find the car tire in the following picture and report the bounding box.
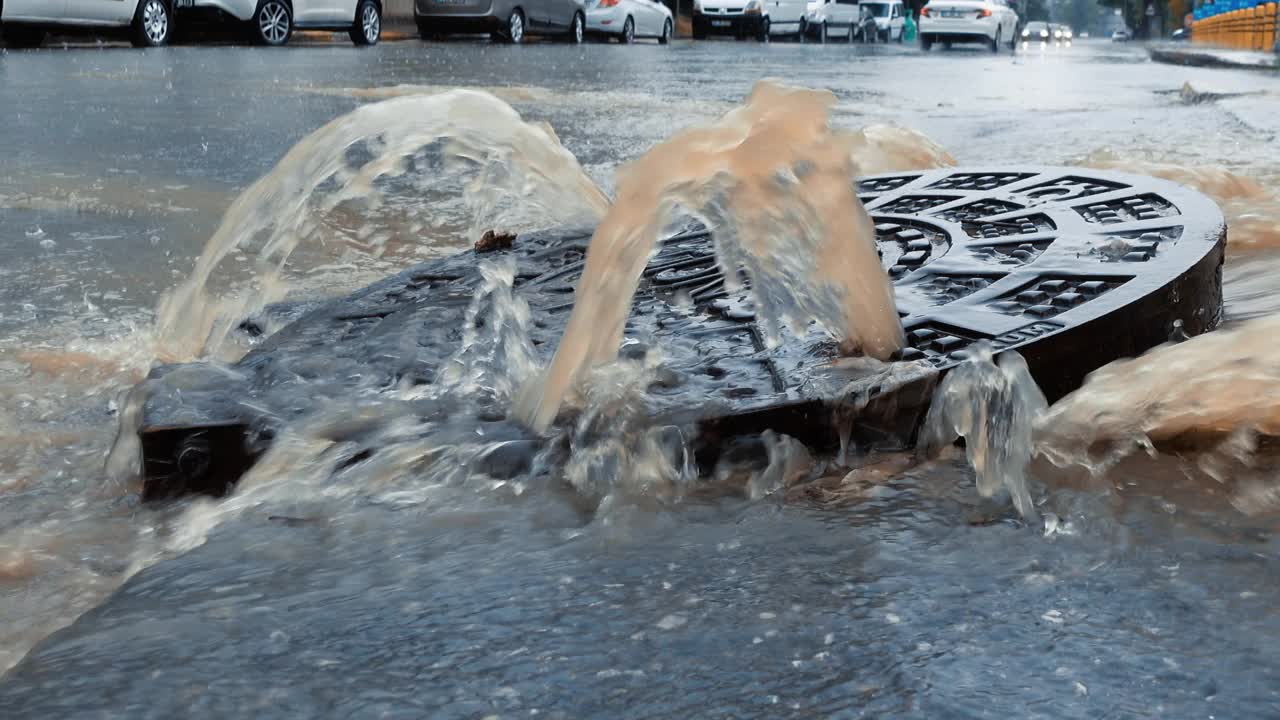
[567,11,584,43]
[1,25,46,48]
[990,27,1000,52]
[920,33,932,50]
[252,0,292,46]
[757,16,769,41]
[349,0,381,45]
[659,18,672,43]
[505,8,525,43]
[131,0,172,47]
[621,16,634,43]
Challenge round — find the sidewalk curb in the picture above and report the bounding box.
[1149,45,1278,70]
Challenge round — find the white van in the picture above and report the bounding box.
[693,0,806,40]
[861,0,905,40]
[805,0,893,41]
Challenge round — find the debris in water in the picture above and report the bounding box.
[476,229,517,253]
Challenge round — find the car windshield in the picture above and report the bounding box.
[864,3,889,16]
[1026,22,1048,31]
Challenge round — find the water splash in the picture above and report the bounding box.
[921,343,1046,521]
[516,80,906,432]
[1036,315,1280,474]
[154,90,609,362]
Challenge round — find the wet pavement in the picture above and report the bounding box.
[3,37,1280,717]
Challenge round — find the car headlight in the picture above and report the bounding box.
[1039,29,1048,37]
[693,0,702,10]
[1021,29,1029,36]
[745,0,761,12]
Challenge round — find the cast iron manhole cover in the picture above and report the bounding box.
[136,167,1225,498]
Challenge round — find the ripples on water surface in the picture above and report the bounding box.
[3,42,1280,717]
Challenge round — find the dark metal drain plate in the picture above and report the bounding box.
[136,167,1225,499]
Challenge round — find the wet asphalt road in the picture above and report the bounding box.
[4,36,1280,718]
[1,37,1277,338]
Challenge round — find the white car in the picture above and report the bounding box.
[586,0,672,43]
[863,0,905,41]
[918,0,1018,51]
[1111,28,1131,41]
[804,0,879,41]
[692,0,806,40]
[186,0,383,45]
[1,0,176,47]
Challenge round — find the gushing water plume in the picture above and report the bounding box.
[154,90,609,362]
[921,343,1046,521]
[1036,315,1280,474]
[515,80,905,433]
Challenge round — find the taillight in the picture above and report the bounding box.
[600,0,620,6]
[920,7,931,16]
[977,8,991,17]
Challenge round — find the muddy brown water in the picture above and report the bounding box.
[2,40,1280,717]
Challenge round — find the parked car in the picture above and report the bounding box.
[585,0,672,42]
[863,0,906,41]
[416,0,586,43]
[918,0,1018,51]
[179,0,383,46]
[804,0,879,42]
[0,0,175,48]
[692,0,806,40]
[1111,27,1131,41]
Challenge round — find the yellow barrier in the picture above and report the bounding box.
[1193,6,1278,50]
[1264,2,1277,51]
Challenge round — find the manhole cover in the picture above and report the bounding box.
[136,167,1225,498]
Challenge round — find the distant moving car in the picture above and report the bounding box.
[182,0,384,46]
[1111,27,1131,41]
[918,0,1018,51]
[804,0,879,41]
[585,0,672,42]
[1171,27,1190,41]
[1020,19,1050,41]
[417,0,585,43]
[693,0,807,40]
[0,0,175,47]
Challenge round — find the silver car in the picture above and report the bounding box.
[415,0,587,44]
[584,0,672,43]
[1,0,176,47]
[183,0,383,45]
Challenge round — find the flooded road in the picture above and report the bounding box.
[3,38,1280,716]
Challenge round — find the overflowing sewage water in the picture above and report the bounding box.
[4,49,1280,715]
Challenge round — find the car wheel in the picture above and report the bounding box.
[506,8,525,43]
[757,16,769,41]
[2,25,46,48]
[621,16,634,43]
[131,0,172,47]
[990,27,1000,52]
[349,0,381,45]
[659,18,672,44]
[252,0,292,46]
[920,33,932,50]
[568,11,584,43]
